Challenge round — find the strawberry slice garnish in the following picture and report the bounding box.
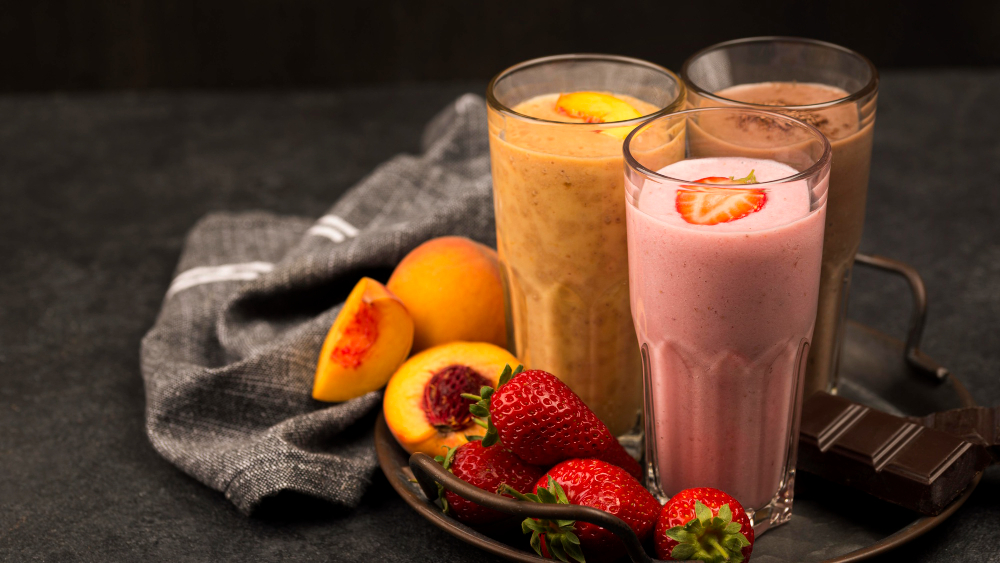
[675,170,766,226]
[690,176,735,184]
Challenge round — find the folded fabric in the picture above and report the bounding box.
[140,94,494,514]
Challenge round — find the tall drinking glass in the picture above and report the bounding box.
[625,107,832,533]
[487,55,686,436]
[681,37,878,399]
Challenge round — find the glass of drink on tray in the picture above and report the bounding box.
[486,54,686,436]
[681,37,878,399]
[625,107,832,533]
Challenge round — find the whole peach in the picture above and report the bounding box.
[387,236,507,353]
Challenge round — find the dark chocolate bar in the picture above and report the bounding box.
[907,406,1000,463]
[797,393,991,515]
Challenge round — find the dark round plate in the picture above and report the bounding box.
[375,321,980,562]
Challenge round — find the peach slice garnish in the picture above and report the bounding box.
[383,342,520,456]
[555,91,643,139]
[312,277,414,402]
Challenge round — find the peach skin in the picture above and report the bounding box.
[383,341,519,456]
[387,236,506,353]
[312,277,414,402]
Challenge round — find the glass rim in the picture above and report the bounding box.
[486,53,687,127]
[680,36,879,111]
[623,106,833,187]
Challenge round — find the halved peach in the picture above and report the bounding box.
[555,91,643,139]
[312,277,414,402]
[383,342,519,456]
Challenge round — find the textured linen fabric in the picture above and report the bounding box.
[140,94,494,514]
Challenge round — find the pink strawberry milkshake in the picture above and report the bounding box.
[626,156,828,521]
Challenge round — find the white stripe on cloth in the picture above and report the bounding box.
[319,215,360,237]
[166,262,275,298]
[307,215,360,243]
[306,225,346,243]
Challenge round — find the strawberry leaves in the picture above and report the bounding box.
[726,170,758,185]
[496,363,522,389]
[433,445,459,514]
[665,501,751,563]
[461,364,523,448]
[501,476,586,563]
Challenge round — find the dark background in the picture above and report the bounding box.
[3,3,1000,562]
[3,0,999,92]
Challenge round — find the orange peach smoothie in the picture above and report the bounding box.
[488,93,683,435]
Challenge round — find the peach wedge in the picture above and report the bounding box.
[312,277,414,402]
[555,91,642,139]
[383,342,519,456]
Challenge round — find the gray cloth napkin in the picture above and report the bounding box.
[140,94,495,514]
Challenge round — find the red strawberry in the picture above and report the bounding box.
[502,459,660,563]
[435,439,547,525]
[655,487,754,563]
[675,170,766,226]
[690,176,736,183]
[466,366,642,479]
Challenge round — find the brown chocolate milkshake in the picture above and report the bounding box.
[683,38,879,398]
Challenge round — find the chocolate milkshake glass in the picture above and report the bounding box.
[625,107,832,533]
[681,37,878,399]
[487,55,685,436]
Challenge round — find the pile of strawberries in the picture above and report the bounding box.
[433,365,755,563]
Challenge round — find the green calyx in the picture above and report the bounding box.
[433,445,459,514]
[731,170,757,184]
[665,501,751,563]
[500,476,586,563]
[460,363,523,448]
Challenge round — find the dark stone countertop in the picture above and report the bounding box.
[1,72,998,561]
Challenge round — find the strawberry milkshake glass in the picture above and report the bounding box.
[682,37,879,400]
[624,107,832,533]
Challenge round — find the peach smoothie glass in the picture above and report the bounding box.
[486,55,686,436]
[681,37,879,400]
[625,107,832,533]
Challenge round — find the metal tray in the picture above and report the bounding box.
[375,256,981,562]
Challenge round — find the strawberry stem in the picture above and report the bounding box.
[707,536,730,561]
[499,483,533,501]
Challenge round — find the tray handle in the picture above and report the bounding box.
[409,452,659,563]
[854,253,949,383]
